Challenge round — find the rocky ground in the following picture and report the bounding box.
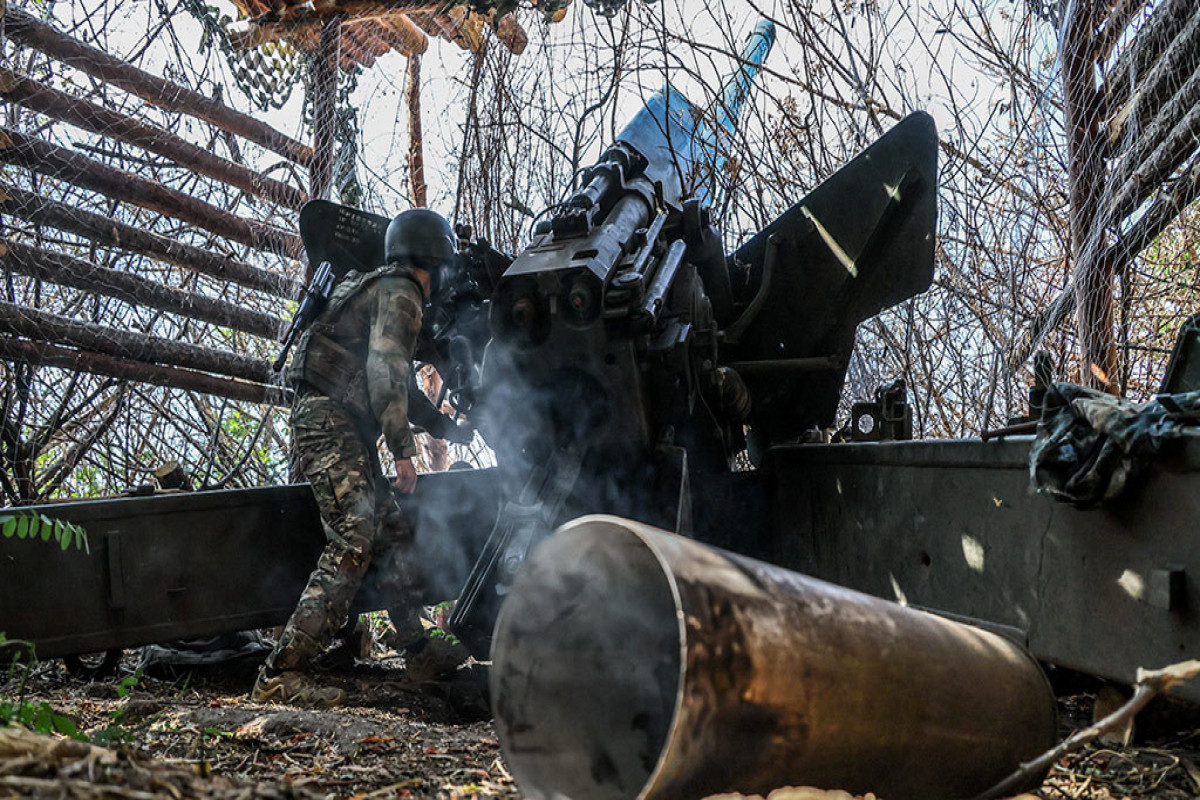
[3,645,1200,799]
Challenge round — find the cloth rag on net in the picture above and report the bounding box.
[1030,383,1200,508]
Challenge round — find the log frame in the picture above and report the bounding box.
[1,6,314,167]
[0,238,285,340]
[0,180,302,299]
[0,336,289,406]
[0,301,273,384]
[0,126,303,259]
[0,66,309,210]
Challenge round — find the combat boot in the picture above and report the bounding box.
[251,666,346,707]
[403,631,468,683]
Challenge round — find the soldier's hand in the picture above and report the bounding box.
[394,458,418,494]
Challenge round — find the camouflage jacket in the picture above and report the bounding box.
[290,265,424,460]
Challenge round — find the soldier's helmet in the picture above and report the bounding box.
[384,208,456,284]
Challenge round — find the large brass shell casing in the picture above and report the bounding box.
[491,515,1056,800]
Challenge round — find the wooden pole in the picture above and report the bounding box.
[0,7,314,168]
[0,67,309,210]
[0,337,289,406]
[0,238,285,340]
[0,301,273,384]
[1062,2,1117,391]
[308,15,341,220]
[406,53,427,207]
[0,127,304,259]
[0,180,302,298]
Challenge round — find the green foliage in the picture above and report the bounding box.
[0,512,89,554]
[1,633,140,746]
[0,696,82,739]
[89,671,142,747]
[0,633,82,741]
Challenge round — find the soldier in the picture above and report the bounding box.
[252,208,466,707]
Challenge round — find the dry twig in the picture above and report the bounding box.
[972,660,1200,800]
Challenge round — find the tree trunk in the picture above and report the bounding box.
[1063,2,1118,392]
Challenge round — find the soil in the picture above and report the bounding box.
[3,648,1200,799]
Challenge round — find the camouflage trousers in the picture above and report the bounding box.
[267,391,426,672]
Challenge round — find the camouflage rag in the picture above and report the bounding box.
[1030,383,1200,509]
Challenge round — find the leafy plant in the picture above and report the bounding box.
[0,512,89,553]
[0,696,82,739]
[89,670,142,747]
[0,633,82,740]
[1,633,141,746]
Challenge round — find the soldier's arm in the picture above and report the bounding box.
[366,276,425,461]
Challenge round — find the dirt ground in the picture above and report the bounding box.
[3,646,1200,800]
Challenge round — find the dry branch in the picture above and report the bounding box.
[0,126,303,259]
[972,660,1200,800]
[0,180,302,298]
[1,6,314,168]
[0,67,308,210]
[0,301,273,384]
[0,337,289,406]
[0,238,285,339]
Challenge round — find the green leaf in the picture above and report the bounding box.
[54,520,64,544]
[74,526,86,553]
[33,704,52,735]
[39,515,53,542]
[1,516,14,538]
[15,515,28,540]
[53,714,79,739]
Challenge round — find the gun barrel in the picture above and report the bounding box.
[710,19,777,140]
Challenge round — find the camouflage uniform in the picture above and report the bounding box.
[266,266,428,673]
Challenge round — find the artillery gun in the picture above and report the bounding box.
[3,19,1199,713]
[294,19,937,654]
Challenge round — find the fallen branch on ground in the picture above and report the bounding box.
[972,659,1200,800]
